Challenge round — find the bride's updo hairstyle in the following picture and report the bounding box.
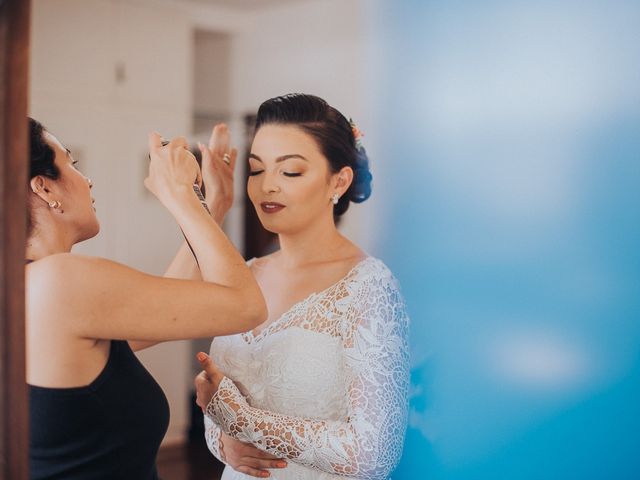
[254,93,373,216]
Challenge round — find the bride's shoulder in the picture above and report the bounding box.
[246,251,278,270]
[354,256,398,284]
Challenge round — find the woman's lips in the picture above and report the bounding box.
[260,202,285,214]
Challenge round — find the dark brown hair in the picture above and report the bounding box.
[28,117,59,234]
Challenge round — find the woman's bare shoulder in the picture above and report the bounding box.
[28,253,123,282]
[26,254,134,309]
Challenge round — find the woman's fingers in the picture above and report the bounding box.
[209,123,229,155]
[229,147,238,171]
[198,142,212,168]
[169,135,188,150]
[148,131,163,151]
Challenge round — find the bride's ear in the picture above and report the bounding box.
[333,167,354,196]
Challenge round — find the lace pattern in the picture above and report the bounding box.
[204,415,226,464]
[204,257,409,479]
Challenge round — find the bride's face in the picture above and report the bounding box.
[247,124,337,234]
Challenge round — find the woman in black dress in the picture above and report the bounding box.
[25,118,266,479]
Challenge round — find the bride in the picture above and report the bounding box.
[194,93,410,479]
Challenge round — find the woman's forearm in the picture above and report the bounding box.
[165,241,201,280]
[165,188,244,285]
[164,204,227,281]
[164,188,266,325]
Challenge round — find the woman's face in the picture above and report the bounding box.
[247,124,341,235]
[44,132,100,241]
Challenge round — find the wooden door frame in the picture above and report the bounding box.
[0,0,31,478]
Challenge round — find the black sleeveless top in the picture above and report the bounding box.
[29,340,170,479]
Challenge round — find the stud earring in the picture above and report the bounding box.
[331,193,340,205]
[48,200,62,209]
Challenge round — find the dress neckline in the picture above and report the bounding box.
[242,256,374,344]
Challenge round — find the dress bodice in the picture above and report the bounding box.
[205,257,410,480]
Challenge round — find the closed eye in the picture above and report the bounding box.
[248,170,264,177]
[283,172,302,177]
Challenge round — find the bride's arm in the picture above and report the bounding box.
[204,400,284,473]
[203,271,410,479]
[204,416,226,464]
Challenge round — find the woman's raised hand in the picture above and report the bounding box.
[145,132,202,205]
[198,124,237,222]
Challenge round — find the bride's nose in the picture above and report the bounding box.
[262,174,280,194]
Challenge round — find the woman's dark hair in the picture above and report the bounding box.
[29,117,58,180]
[28,117,59,234]
[254,93,372,216]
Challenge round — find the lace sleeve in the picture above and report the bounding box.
[204,415,226,465]
[205,269,410,479]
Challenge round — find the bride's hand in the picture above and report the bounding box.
[194,352,224,410]
[219,432,288,478]
[195,353,288,477]
[198,123,237,223]
[145,132,201,205]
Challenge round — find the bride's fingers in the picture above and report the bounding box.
[235,465,270,478]
[249,448,282,461]
[241,457,287,469]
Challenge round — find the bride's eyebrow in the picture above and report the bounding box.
[248,153,308,163]
[276,154,308,163]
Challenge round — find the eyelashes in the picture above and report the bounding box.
[248,170,302,178]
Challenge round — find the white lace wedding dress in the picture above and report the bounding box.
[203,256,410,479]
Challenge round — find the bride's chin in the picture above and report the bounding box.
[260,222,284,234]
[258,219,297,236]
